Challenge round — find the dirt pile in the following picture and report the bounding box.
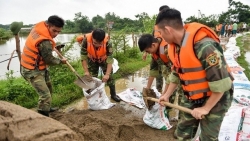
[0,101,78,141]
[50,103,177,141]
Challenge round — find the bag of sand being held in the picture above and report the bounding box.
[82,77,116,110]
[143,87,172,130]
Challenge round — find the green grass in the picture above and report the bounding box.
[236,33,250,79]
[0,52,150,109]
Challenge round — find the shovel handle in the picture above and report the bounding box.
[146,97,205,118]
[53,48,77,73]
[53,48,85,83]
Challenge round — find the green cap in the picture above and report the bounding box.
[10,22,23,35]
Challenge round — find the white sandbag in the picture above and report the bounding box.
[83,77,116,110]
[117,88,146,109]
[234,89,250,106]
[219,104,246,141]
[143,87,172,130]
[232,73,249,81]
[112,58,119,73]
[97,58,119,78]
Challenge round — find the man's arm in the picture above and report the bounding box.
[38,40,62,65]
[105,40,114,75]
[192,39,233,119]
[80,38,90,75]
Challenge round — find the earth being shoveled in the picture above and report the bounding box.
[50,101,178,141]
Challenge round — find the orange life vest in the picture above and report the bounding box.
[86,33,109,63]
[76,34,84,43]
[152,25,169,64]
[168,22,221,100]
[21,21,56,70]
[151,39,169,64]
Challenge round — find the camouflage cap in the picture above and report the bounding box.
[10,22,23,35]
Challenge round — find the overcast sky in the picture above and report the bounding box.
[0,0,249,25]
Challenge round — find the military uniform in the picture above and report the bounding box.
[21,40,62,112]
[173,38,233,140]
[80,37,115,86]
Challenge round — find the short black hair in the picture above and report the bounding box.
[156,8,183,30]
[92,29,105,42]
[159,5,169,12]
[138,34,158,52]
[47,15,64,28]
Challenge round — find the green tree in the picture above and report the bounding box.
[92,15,105,29]
[74,12,93,33]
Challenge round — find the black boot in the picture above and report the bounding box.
[38,110,49,117]
[109,85,121,102]
[50,107,59,112]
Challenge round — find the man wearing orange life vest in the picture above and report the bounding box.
[141,5,170,93]
[156,8,233,140]
[80,29,121,102]
[20,15,67,117]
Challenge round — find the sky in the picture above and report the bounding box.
[0,0,250,25]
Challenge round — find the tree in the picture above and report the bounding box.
[226,0,250,23]
[73,12,93,33]
[92,15,105,29]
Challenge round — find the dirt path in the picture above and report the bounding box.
[50,103,178,141]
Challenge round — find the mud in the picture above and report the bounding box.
[50,103,178,141]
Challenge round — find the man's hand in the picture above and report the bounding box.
[102,74,110,82]
[142,52,148,61]
[191,107,209,120]
[84,71,90,76]
[158,94,170,106]
[60,57,67,64]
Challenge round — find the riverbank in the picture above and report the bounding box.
[0,52,150,109]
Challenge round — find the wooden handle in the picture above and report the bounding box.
[146,97,205,118]
[53,48,77,73]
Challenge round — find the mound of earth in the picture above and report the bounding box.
[0,101,78,141]
[50,103,178,141]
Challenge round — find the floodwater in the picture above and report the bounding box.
[0,34,137,79]
[63,65,154,114]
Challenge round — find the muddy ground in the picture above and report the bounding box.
[50,101,178,141]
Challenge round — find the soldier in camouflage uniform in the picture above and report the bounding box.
[80,29,121,102]
[20,15,67,117]
[141,5,170,93]
[156,8,234,140]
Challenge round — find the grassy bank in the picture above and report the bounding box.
[0,52,150,109]
[236,33,250,79]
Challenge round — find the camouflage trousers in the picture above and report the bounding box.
[87,59,115,86]
[175,91,233,141]
[21,66,52,112]
[156,65,171,92]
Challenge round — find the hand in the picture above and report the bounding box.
[142,52,147,61]
[158,94,169,106]
[60,57,67,64]
[191,107,209,120]
[84,71,90,76]
[102,74,110,82]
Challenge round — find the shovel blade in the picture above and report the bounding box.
[74,76,95,89]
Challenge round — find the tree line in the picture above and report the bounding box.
[0,0,249,40]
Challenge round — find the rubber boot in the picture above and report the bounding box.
[38,110,49,117]
[109,85,121,102]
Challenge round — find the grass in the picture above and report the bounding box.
[0,52,150,109]
[236,33,250,79]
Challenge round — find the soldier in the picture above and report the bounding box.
[80,29,121,102]
[141,5,170,93]
[20,15,67,117]
[156,8,234,140]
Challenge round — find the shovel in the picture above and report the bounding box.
[53,48,95,89]
[142,88,204,118]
